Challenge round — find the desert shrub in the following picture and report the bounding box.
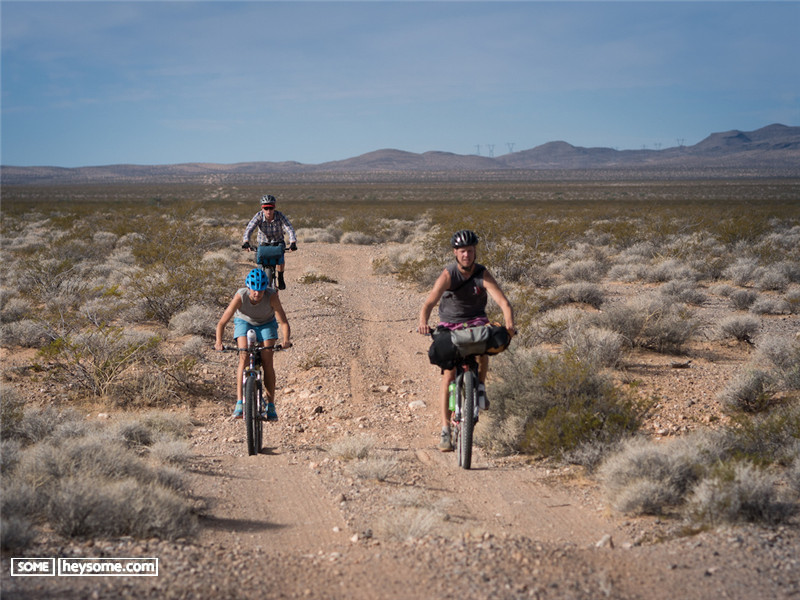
[687,462,796,526]
[1,439,23,475]
[181,335,207,357]
[645,259,697,283]
[749,296,790,315]
[348,456,398,482]
[728,289,758,310]
[755,336,800,391]
[599,436,707,515]
[296,227,339,243]
[789,454,800,495]
[328,434,375,460]
[594,294,698,354]
[562,325,624,369]
[126,261,231,325]
[1,319,52,348]
[298,271,338,284]
[2,410,197,546]
[149,440,193,466]
[607,262,645,282]
[1,385,25,439]
[482,349,643,459]
[546,283,604,309]
[756,266,790,292]
[723,258,759,286]
[340,231,376,245]
[710,284,734,297]
[0,515,35,550]
[717,315,760,343]
[562,259,606,283]
[38,326,161,397]
[46,476,196,539]
[720,405,800,466]
[719,369,779,414]
[786,286,800,314]
[659,280,706,306]
[0,296,28,323]
[4,405,83,446]
[600,425,797,523]
[169,304,218,337]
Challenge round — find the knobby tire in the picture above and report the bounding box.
[459,370,475,469]
[244,375,260,456]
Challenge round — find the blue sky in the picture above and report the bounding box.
[2,1,798,167]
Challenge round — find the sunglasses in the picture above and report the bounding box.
[261,206,275,210]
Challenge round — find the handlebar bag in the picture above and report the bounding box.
[428,330,459,370]
[428,324,511,370]
[257,244,284,267]
[451,324,511,357]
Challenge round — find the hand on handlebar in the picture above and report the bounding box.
[242,242,252,251]
[417,323,432,335]
[289,242,297,251]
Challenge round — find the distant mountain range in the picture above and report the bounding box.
[2,124,798,185]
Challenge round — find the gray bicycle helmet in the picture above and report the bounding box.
[260,194,276,207]
[451,229,479,248]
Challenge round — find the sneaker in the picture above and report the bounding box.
[277,273,286,290]
[266,402,278,422]
[478,383,490,410]
[232,400,243,419]
[438,428,453,452]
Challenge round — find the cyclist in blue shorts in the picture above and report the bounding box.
[215,268,291,420]
[418,230,515,451]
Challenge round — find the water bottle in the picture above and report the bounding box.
[448,382,456,411]
[247,329,257,348]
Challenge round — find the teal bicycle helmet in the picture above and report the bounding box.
[245,268,268,291]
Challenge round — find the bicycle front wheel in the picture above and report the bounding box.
[244,375,260,456]
[458,371,475,469]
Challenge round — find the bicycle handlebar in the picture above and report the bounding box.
[219,344,288,353]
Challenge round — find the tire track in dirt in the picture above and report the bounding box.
[289,244,628,547]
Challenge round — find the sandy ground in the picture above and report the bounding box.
[3,242,799,600]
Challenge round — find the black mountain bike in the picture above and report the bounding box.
[222,331,285,456]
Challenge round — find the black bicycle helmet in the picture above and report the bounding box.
[451,229,479,248]
[260,194,276,207]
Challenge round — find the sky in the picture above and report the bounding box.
[1,1,798,168]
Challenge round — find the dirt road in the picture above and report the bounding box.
[6,243,799,600]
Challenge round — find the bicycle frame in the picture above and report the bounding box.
[451,354,480,469]
[221,336,284,456]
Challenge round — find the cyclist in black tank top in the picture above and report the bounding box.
[417,230,516,452]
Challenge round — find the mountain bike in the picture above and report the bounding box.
[429,323,511,469]
[221,330,285,456]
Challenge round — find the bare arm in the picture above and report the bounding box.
[417,269,451,335]
[482,270,516,337]
[215,293,244,349]
[271,293,291,347]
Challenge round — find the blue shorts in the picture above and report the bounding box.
[233,317,278,342]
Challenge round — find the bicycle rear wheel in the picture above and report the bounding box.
[244,375,260,456]
[261,265,277,290]
[458,370,475,469]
